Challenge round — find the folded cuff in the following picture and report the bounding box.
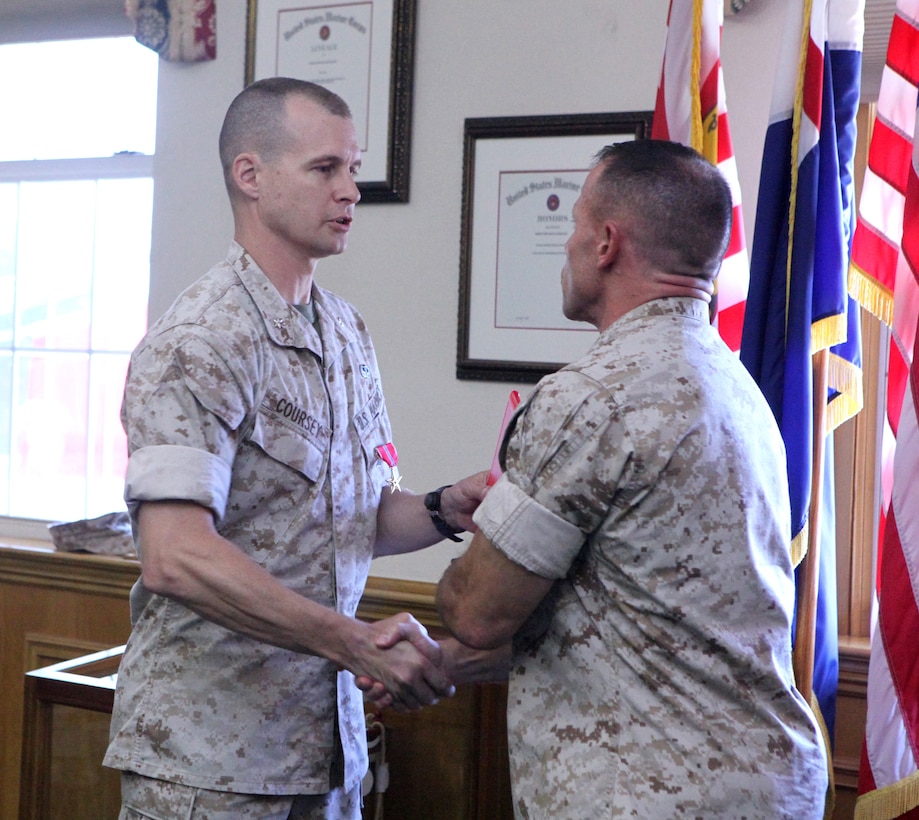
[473,476,584,579]
[124,445,232,522]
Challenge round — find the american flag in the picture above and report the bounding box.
[651,0,748,351]
[850,2,919,815]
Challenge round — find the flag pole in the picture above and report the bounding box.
[793,346,830,702]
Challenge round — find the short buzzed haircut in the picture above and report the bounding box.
[218,77,352,192]
[590,139,733,279]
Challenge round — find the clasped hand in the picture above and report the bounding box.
[351,613,455,712]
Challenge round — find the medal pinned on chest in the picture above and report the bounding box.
[375,442,402,493]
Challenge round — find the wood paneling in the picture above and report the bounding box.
[365,683,512,820]
[2,546,513,820]
[832,637,871,819]
[835,102,881,643]
[2,544,866,820]
[0,545,137,820]
[19,648,123,820]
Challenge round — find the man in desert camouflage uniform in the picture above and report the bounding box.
[104,78,486,819]
[434,140,828,818]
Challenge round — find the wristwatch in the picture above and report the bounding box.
[424,485,464,543]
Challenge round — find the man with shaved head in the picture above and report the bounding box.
[105,78,486,819]
[428,140,829,817]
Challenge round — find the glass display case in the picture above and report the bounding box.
[19,645,124,820]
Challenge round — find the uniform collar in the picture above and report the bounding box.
[227,242,352,360]
[602,296,710,338]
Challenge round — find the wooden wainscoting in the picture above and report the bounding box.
[0,546,512,820]
[0,544,138,820]
[832,637,871,819]
[357,576,514,820]
[1,545,867,820]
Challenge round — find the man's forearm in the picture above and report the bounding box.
[373,470,490,557]
[137,500,453,707]
[442,637,512,686]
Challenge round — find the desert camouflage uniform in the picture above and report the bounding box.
[104,242,392,799]
[474,298,828,819]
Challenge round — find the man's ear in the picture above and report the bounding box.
[232,153,260,200]
[597,219,620,268]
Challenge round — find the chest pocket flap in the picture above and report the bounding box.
[249,396,330,482]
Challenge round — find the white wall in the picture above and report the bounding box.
[149,0,788,582]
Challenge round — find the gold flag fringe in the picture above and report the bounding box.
[849,265,894,328]
[812,311,848,354]
[690,0,704,153]
[791,522,809,568]
[855,769,919,819]
[826,352,864,433]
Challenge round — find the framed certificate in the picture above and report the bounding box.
[246,0,415,202]
[456,112,653,382]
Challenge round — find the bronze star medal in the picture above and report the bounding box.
[375,443,402,492]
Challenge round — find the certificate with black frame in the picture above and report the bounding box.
[246,0,415,203]
[456,112,653,382]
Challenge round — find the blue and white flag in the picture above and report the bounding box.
[740,0,864,759]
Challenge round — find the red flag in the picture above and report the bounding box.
[850,1,919,814]
[652,0,748,351]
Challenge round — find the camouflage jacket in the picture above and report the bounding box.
[475,297,828,819]
[104,243,392,795]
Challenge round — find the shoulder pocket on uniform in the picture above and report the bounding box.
[352,386,391,482]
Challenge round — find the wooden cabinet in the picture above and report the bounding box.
[19,647,122,820]
[1,546,513,820]
[0,545,137,820]
[16,647,515,820]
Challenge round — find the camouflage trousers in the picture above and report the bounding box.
[119,772,362,820]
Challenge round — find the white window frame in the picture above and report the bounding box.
[0,154,153,185]
[0,154,153,541]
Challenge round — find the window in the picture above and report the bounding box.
[0,37,157,526]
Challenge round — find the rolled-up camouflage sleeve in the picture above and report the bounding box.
[473,369,634,579]
[121,325,255,523]
[473,477,583,578]
[124,444,232,522]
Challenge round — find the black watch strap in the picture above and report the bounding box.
[424,485,464,543]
